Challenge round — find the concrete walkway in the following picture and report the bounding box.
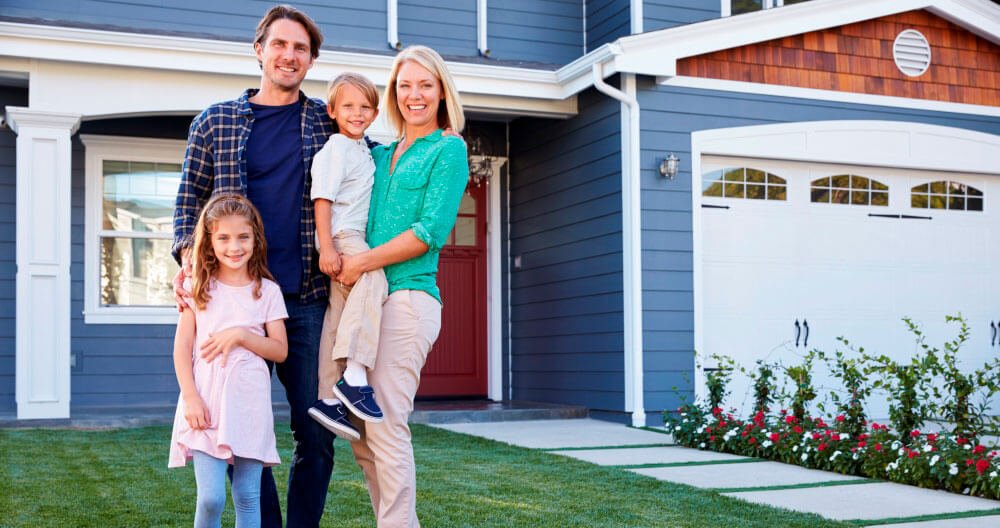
[433,419,1000,527]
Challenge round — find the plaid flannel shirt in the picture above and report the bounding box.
[172,88,336,303]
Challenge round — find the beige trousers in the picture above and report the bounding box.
[317,230,388,400]
[351,290,441,528]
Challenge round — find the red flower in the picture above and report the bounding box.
[966,459,974,466]
[785,415,797,425]
[874,443,882,452]
[818,443,827,452]
[835,414,845,422]
[718,421,727,428]
[748,437,757,444]
[926,433,937,443]
[858,433,869,441]
[793,425,803,434]
[831,433,841,441]
[956,437,969,445]
[812,432,823,440]
[712,407,723,416]
[973,445,986,454]
[907,450,919,459]
[780,408,788,415]
[910,430,921,438]
[709,435,715,442]
[857,441,867,448]
[976,459,990,475]
[706,426,713,433]
[770,432,780,442]
[741,430,749,437]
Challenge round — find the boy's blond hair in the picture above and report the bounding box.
[383,45,465,137]
[326,72,380,110]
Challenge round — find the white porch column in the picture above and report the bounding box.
[5,107,81,419]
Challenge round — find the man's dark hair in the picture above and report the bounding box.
[254,4,323,60]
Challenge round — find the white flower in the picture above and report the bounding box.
[831,451,841,460]
[801,453,809,462]
[852,453,859,460]
[841,434,850,441]
[991,471,998,479]
[682,419,689,423]
[681,412,688,417]
[699,442,706,449]
[923,444,933,453]
[949,464,959,476]
[930,455,940,466]
[964,444,972,451]
[892,441,902,450]
[762,440,773,448]
[898,448,906,456]
[793,445,799,452]
[675,426,681,431]
[963,488,970,495]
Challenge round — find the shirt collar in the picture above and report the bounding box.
[238,88,312,116]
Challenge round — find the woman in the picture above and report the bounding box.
[334,45,468,527]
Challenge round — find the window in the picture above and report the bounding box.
[702,167,787,201]
[447,191,479,247]
[810,174,888,206]
[82,135,184,324]
[728,0,811,16]
[911,181,983,211]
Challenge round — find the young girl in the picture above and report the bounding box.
[168,194,288,528]
[308,72,387,440]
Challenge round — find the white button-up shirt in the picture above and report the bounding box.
[310,133,375,237]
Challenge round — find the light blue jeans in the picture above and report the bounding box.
[192,450,263,528]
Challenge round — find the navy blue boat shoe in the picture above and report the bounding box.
[332,378,384,423]
[307,400,360,442]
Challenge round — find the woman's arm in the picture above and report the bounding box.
[336,230,427,285]
[173,308,210,430]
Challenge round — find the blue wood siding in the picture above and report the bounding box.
[487,0,582,65]
[0,1,386,52]
[398,1,475,57]
[0,87,26,413]
[586,0,629,51]
[1,1,587,66]
[637,78,1000,420]
[643,0,719,32]
[508,87,625,412]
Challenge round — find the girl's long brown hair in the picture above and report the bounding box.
[190,193,274,310]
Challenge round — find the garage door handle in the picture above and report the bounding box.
[794,319,801,347]
[900,214,932,220]
[803,319,810,348]
[868,213,900,219]
[702,204,730,209]
[992,321,997,347]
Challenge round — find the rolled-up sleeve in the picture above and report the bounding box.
[409,138,469,251]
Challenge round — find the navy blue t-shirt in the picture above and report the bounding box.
[246,101,304,294]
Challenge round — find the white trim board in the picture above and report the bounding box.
[690,120,1000,403]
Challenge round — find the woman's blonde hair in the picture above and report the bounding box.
[383,45,464,137]
[190,193,274,310]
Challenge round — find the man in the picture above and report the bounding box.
[171,5,339,527]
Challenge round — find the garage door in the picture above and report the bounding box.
[699,156,999,419]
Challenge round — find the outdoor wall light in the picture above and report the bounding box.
[659,153,680,179]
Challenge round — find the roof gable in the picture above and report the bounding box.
[677,10,999,106]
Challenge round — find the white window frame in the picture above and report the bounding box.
[723,0,785,17]
[81,134,186,325]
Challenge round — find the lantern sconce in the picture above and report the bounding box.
[659,153,680,180]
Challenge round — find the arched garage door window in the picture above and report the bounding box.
[911,181,984,211]
[810,174,889,206]
[702,167,787,200]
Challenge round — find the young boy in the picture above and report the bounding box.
[307,72,387,441]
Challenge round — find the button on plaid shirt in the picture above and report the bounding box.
[172,88,336,303]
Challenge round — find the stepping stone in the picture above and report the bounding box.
[551,445,748,466]
[630,460,862,489]
[432,419,672,449]
[867,517,1000,528]
[724,481,1000,521]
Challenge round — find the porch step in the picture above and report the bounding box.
[409,400,588,424]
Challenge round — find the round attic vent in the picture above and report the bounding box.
[893,29,931,77]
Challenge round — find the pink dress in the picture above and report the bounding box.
[168,278,287,468]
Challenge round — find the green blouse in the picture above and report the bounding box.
[367,129,469,303]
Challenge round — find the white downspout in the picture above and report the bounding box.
[631,0,643,34]
[387,0,401,49]
[591,62,646,427]
[477,0,490,56]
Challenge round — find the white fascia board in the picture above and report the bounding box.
[0,21,573,115]
[661,75,1000,118]
[614,0,1000,78]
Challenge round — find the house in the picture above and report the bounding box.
[2,0,998,425]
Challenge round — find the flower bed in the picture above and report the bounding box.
[667,405,1000,500]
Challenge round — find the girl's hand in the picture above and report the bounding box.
[200,327,247,367]
[182,393,210,430]
[318,248,342,277]
[335,254,363,287]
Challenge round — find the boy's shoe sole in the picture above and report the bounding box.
[308,406,361,442]
[333,382,385,424]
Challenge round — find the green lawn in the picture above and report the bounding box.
[0,423,852,527]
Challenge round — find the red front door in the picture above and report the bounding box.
[417,183,487,397]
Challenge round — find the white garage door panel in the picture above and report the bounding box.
[700,156,997,419]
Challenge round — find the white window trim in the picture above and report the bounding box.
[81,134,186,325]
